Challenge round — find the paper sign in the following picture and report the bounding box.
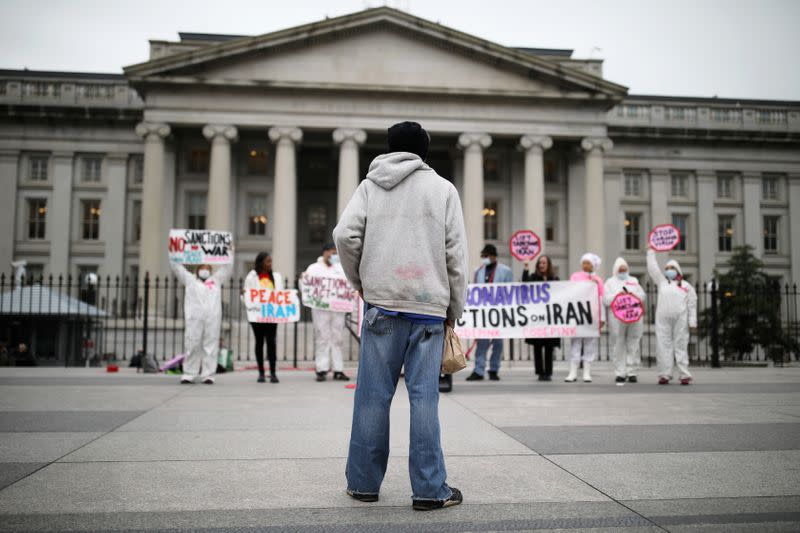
[168,229,233,264]
[648,224,681,252]
[610,292,645,324]
[455,281,600,339]
[299,272,358,313]
[509,230,542,262]
[245,289,301,323]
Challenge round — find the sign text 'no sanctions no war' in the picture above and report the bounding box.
[245,289,301,324]
[168,229,233,265]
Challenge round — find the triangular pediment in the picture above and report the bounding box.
[125,7,627,99]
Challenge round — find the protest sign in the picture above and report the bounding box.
[648,224,681,252]
[455,281,600,339]
[168,229,233,264]
[245,289,301,323]
[610,292,645,324]
[509,230,542,262]
[299,272,358,313]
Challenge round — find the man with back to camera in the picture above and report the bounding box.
[334,121,468,511]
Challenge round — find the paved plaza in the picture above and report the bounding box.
[0,361,798,532]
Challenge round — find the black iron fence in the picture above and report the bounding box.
[0,273,797,367]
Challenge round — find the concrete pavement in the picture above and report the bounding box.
[0,362,798,532]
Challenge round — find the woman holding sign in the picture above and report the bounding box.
[603,257,646,385]
[242,252,284,383]
[522,255,560,381]
[566,253,604,383]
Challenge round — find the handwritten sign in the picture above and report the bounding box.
[509,230,542,262]
[245,289,301,323]
[168,229,233,264]
[648,224,681,252]
[610,292,645,324]
[455,281,600,339]
[299,272,358,313]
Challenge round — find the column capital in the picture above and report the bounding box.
[202,124,238,143]
[269,126,303,144]
[135,122,171,140]
[581,136,613,153]
[332,128,367,146]
[518,135,552,153]
[458,132,492,150]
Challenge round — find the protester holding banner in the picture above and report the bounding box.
[170,259,233,384]
[465,244,513,382]
[522,255,560,381]
[303,243,351,382]
[566,253,604,383]
[242,252,284,383]
[647,248,697,385]
[603,257,646,385]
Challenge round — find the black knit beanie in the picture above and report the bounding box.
[387,121,429,160]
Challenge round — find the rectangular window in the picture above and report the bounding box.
[247,196,268,236]
[186,193,206,230]
[29,156,48,181]
[188,149,209,173]
[483,158,500,182]
[763,216,779,254]
[81,199,101,240]
[131,200,142,242]
[671,173,688,197]
[483,201,499,240]
[762,176,779,200]
[307,205,327,244]
[544,160,558,184]
[24,263,44,284]
[81,157,102,183]
[718,215,734,252]
[131,155,144,184]
[246,149,268,176]
[671,214,688,252]
[27,199,47,239]
[717,175,733,198]
[624,213,641,250]
[544,202,556,242]
[624,172,641,197]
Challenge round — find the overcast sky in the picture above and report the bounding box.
[1,0,798,100]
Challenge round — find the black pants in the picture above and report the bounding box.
[533,344,554,376]
[251,323,277,376]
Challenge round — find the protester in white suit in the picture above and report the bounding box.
[647,249,697,385]
[603,257,646,385]
[566,252,605,383]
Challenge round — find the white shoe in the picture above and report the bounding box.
[564,362,579,382]
[202,376,215,384]
[180,376,194,384]
[582,362,592,383]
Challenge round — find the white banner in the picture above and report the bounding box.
[455,281,601,339]
[168,229,233,265]
[244,289,301,323]
[299,272,358,313]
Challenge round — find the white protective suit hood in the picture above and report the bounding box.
[581,252,602,272]
[612,257,629,276]
[366,152,430,190]
[665,259,683,277]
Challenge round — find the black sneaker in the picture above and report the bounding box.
[627,375,638,383]
[465,372,484,381]
[537,374,545,381]
[488,371,500,381]
[270,375,280,383]
[615,376,626,386]
[316,372,327,382]
[333,371,350,381]
[543,375,552,381]
[413,487,463,511]
[257,374,266,383]
[347,490,379,503]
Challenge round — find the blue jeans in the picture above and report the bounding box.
[474,338,503,375]
[346,307,452,501]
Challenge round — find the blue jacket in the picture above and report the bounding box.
[473,262,513,284]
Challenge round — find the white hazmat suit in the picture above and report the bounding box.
[603,257,646,379]
[304,257,346,374]
[171,261,233,382]
[647,249,697,382]
[566,253,605,382]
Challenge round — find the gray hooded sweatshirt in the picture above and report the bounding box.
[333,152,468,321]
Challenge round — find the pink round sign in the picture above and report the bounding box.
[648,223,681,252]
[509,230,542,262]
[610,292,645,324]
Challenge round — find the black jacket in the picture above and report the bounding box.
[522,270,561,347]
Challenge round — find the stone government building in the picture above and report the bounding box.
[1,6,799,287]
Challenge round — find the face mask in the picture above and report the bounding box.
[330,254,340,265]
[481,258,491,266]
[198,269,211,280]
[617,272,629,281]
[665,269,678,280]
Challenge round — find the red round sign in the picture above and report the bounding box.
[648,223,681,252]
[610,292,645,324]
[509,230,542,262]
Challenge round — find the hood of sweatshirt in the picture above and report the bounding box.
[612,257,628,276]
[666,259,683,276]
[366,152,430,190]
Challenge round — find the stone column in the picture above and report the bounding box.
[49,151,74,275]
[135,122,170,281]
[203,124,238,232]
[458,133,492,266]
[580,137,613,269]
[696,172,716,282]
[518,135,552,246]
[268,126,302,285]
[742,172,763,258]
[0,151,19,269]
[788,173,800,283]
[102,153,128,277]
[333,128,367,219]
